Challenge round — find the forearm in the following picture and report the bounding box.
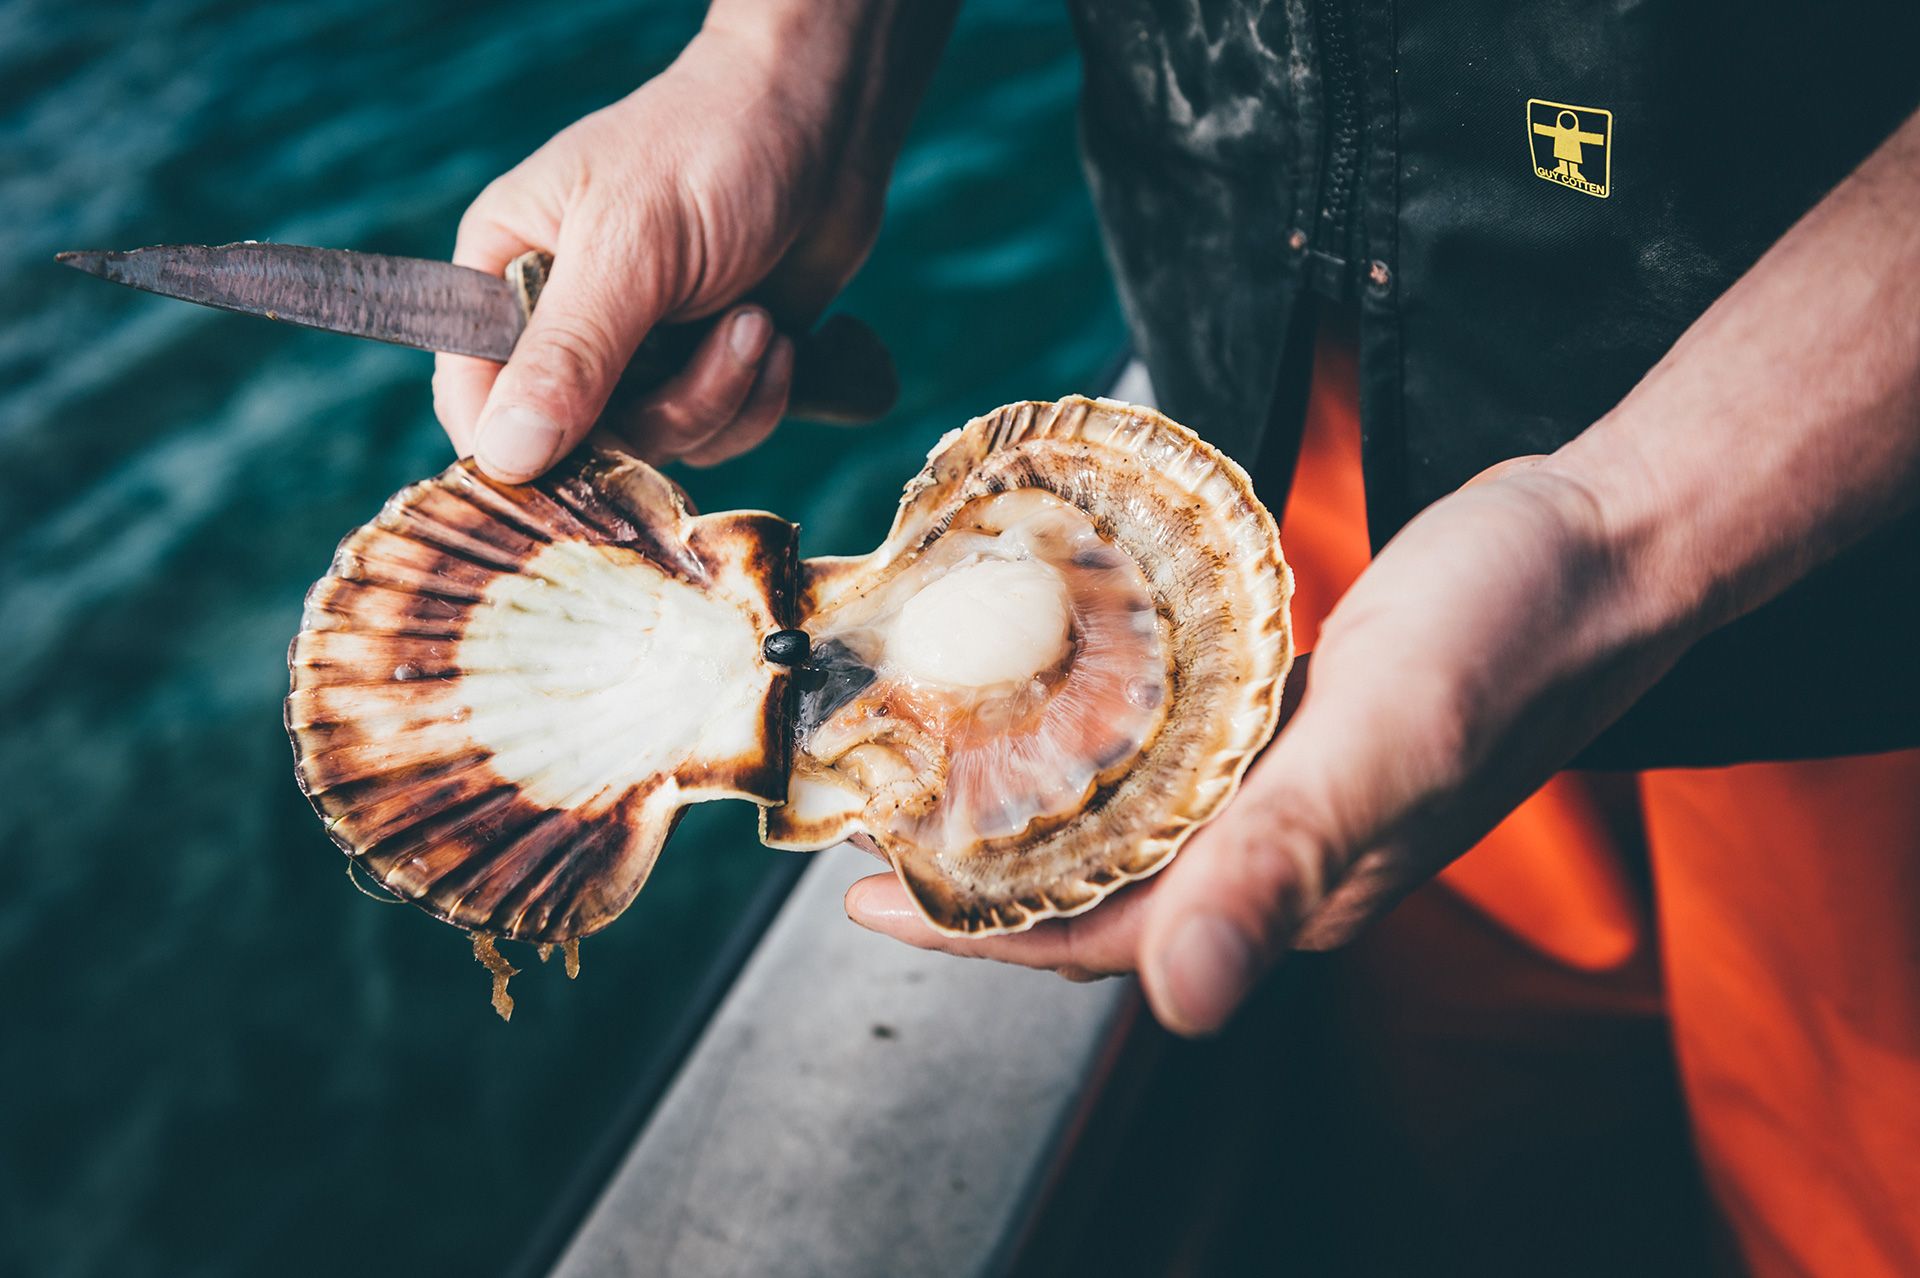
[700,0,962,316]
[1553,109,1920,646]
[704,0,962,191]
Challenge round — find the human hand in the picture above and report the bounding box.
[434,24,889,480]
[846,459,1697,1035]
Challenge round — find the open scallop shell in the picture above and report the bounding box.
[287,397,1291,945]
[287,442,796,944]
[764,397,1293,934]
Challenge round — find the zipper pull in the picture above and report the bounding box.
[1305,245,1354,302]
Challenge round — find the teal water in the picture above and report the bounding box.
[0,3,1122,1274]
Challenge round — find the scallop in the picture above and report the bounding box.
[287,396,1292,950]
[763,397,1293,933]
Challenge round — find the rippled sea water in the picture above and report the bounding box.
[0,2,1122,1273]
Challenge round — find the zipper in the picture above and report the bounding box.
[1306,0,1363,300]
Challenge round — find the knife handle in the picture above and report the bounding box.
[506,251,897,426]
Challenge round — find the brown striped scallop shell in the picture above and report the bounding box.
[286,440,797,945]
[287,397,1291,948]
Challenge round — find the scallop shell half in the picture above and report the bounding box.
[287,448,798,944]
[287,396,1291,944]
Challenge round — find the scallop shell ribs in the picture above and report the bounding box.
[287,444,796,944]
[288,397,1291,944]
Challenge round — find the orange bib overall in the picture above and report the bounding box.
[1283,327,1920,1276]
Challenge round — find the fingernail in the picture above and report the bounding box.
[845,881,920,928]
[765,333,795,379]
[1153,915,1256,1036]
[475,404,563,480]
[729,309,772,362]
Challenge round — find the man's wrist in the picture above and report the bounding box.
[702,0,879,92]
[1550,111,1920,663]
[1530,435,1721,666]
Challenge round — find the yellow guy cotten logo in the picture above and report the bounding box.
[1528,99,1612,198]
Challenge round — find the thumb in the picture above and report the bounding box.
[473,227,664,483]
[1134,657,1392,1036]
[1134,777,1335,1037]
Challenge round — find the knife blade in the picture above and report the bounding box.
[55,242,897,424]
[56,243,528,361]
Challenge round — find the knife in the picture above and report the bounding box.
[55,241,897,425]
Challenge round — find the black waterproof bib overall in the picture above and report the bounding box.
[1068,0,1920,766]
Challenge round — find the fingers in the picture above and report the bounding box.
[611,307,791,466]
[435,153,798,476]
[1289,849,1421,951]
[679,335,794,467]
[446,289,799,476]
[617,306,768,459]
[1118,651,1320,1035]
[432,354,499,457]
[844,872,1151,975]
[470,215,664,483]
[1129,776,1332,1037]
[453,177,552,278]
[435,181,560,458]
[1123,627,1480,1033]
[842,804,1322,1038]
